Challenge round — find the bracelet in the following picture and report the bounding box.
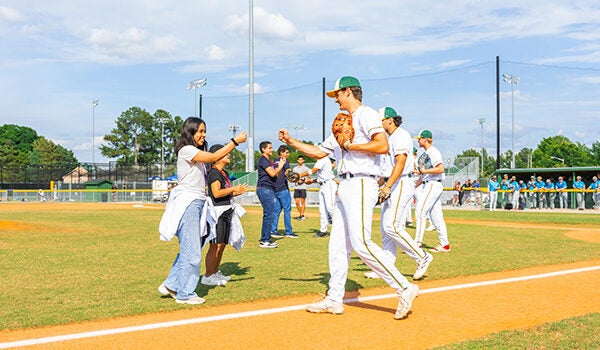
[230,138,239,146]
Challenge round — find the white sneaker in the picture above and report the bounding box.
[201,274,227,286]
[425,224,436,231]
[259,241,278,248]
[413,252,433,280]
[157,283,176,298]
[216,270,231,282]
[306,295,344,314]
[395,284,419,320]
[364,271,380,279]
[175,296,206,305]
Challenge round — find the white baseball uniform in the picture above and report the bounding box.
[414,145,449,247]
[379,127,428,262]
[318,104,412,303]
[313,157,337,233]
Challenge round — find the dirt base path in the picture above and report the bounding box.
[2,260,599,350]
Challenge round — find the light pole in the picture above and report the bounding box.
[158,118,169,179]
[550,156,565,164]
[187,78,207,118]
[228,124,241,138]
[477,118,486,176]
[502,73,519,168]
[92,99,99,164]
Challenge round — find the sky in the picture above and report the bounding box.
[1,1,600,166]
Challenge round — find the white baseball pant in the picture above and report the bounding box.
[414,181,449,247]
[318,180,337,233]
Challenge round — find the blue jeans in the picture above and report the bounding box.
[272,189,293,235]
[256,187,275,242]
[164,199,204,300]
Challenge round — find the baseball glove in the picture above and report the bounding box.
[284,169,300,183]
[331,113,354,150]
[377,185,391,205]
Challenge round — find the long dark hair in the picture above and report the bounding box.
[175,117,208,154]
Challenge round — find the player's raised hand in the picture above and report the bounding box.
[278,129,291,143]
[234,131,247,144]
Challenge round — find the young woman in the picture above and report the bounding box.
[201,144,248,286]
[158,117,246,305]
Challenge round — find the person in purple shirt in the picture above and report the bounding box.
[555,176,568,209]
[573,176,586,210]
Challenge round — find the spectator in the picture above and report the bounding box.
[473,179,481,205]
[256,141,285,248]
[510,176,519,210]
[202,144,248,287]
[527,176,537,209]
[500,174,511,208]
[271,145,297,239]
[451,181,461,207]
[460,179,472,206]
[535,176,546,209]
[573,176,586,210]
[293,155,311,221]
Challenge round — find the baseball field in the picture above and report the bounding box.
[0,202,598,349]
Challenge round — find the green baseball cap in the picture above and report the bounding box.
[378,107,397,120]
[326,76,361,97]
[414,129,433,139]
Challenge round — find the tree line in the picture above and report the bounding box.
[1,106,599,177]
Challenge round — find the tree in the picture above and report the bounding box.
[29,137,77,165]
[591,141,600,166]
[532,135,593,168]
[0,124,39,166]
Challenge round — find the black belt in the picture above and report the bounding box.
[340,173,378,180]
[425,179,442,183]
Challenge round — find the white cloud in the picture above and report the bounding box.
[0,6,24,22]
[439,59,471,69]
[206,45,226,61]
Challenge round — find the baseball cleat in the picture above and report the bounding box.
[413,252,433,280]
[395,284,419,320]
[306,295,344,315]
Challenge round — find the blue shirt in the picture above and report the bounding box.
[510,180,519,191]
[273,158,290,192]
[589,181,598,190]
[545,181,555,190]
[536,180,545,189]
[488,180,500,192]
[257,155,277,189]
[555,180,567,190]
[501,179,510,190]
[527,180,536,190]
[573,180,585,190]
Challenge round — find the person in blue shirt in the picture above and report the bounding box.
[518,180,527,209]
[256,141,285,248]
[545,179,556,209]
[535,176,546,209]
[271,145,297,239]
[573,176,586,210]
[500,174,511,208]
[488,175,500,211]
[527,176,537,209]
[510,176,520,210]
[588,176,599,209]
[555,176,568,209]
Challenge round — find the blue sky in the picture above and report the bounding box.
[1,1,599,165]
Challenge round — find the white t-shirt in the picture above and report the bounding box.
[176,145,207,198]
[314,157,335,183]
[419,145,444,182]
[319,105,384,177]
[293,164,311,189]
[380,127,414,178]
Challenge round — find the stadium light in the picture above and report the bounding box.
[187,78,207,118]
[550,156,565,164]
[502,73,519,169]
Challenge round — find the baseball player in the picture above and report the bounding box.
[413,130,450,253]
[368,107,433,280]
[488,175,500,210]
[297,156,338,237]
[278,76,419,320]
[573,176,586,210]
[510,176,520,210]
[588,176,599,209]
[555,176,568,209]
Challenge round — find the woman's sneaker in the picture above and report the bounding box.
[259,241,278,248]
[175,296,206,305]
[201,274,227,286]
[216,270,231,282]
[157,283,176,298]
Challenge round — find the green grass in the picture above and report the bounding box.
[0,204,598,334]
[435,312,600,350]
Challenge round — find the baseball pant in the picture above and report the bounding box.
[414,181,449,247]
[511,190,519,209]
[489,191,498,210]
[326,177,411,303]
[318,180,337,233]
[558,192,568,209]
[380,176,425,262]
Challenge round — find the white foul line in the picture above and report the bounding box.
[1,265,599,349]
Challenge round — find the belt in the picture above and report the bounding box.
[340,173,378,180]
[425,179,442,183]
[318,179,333,185]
